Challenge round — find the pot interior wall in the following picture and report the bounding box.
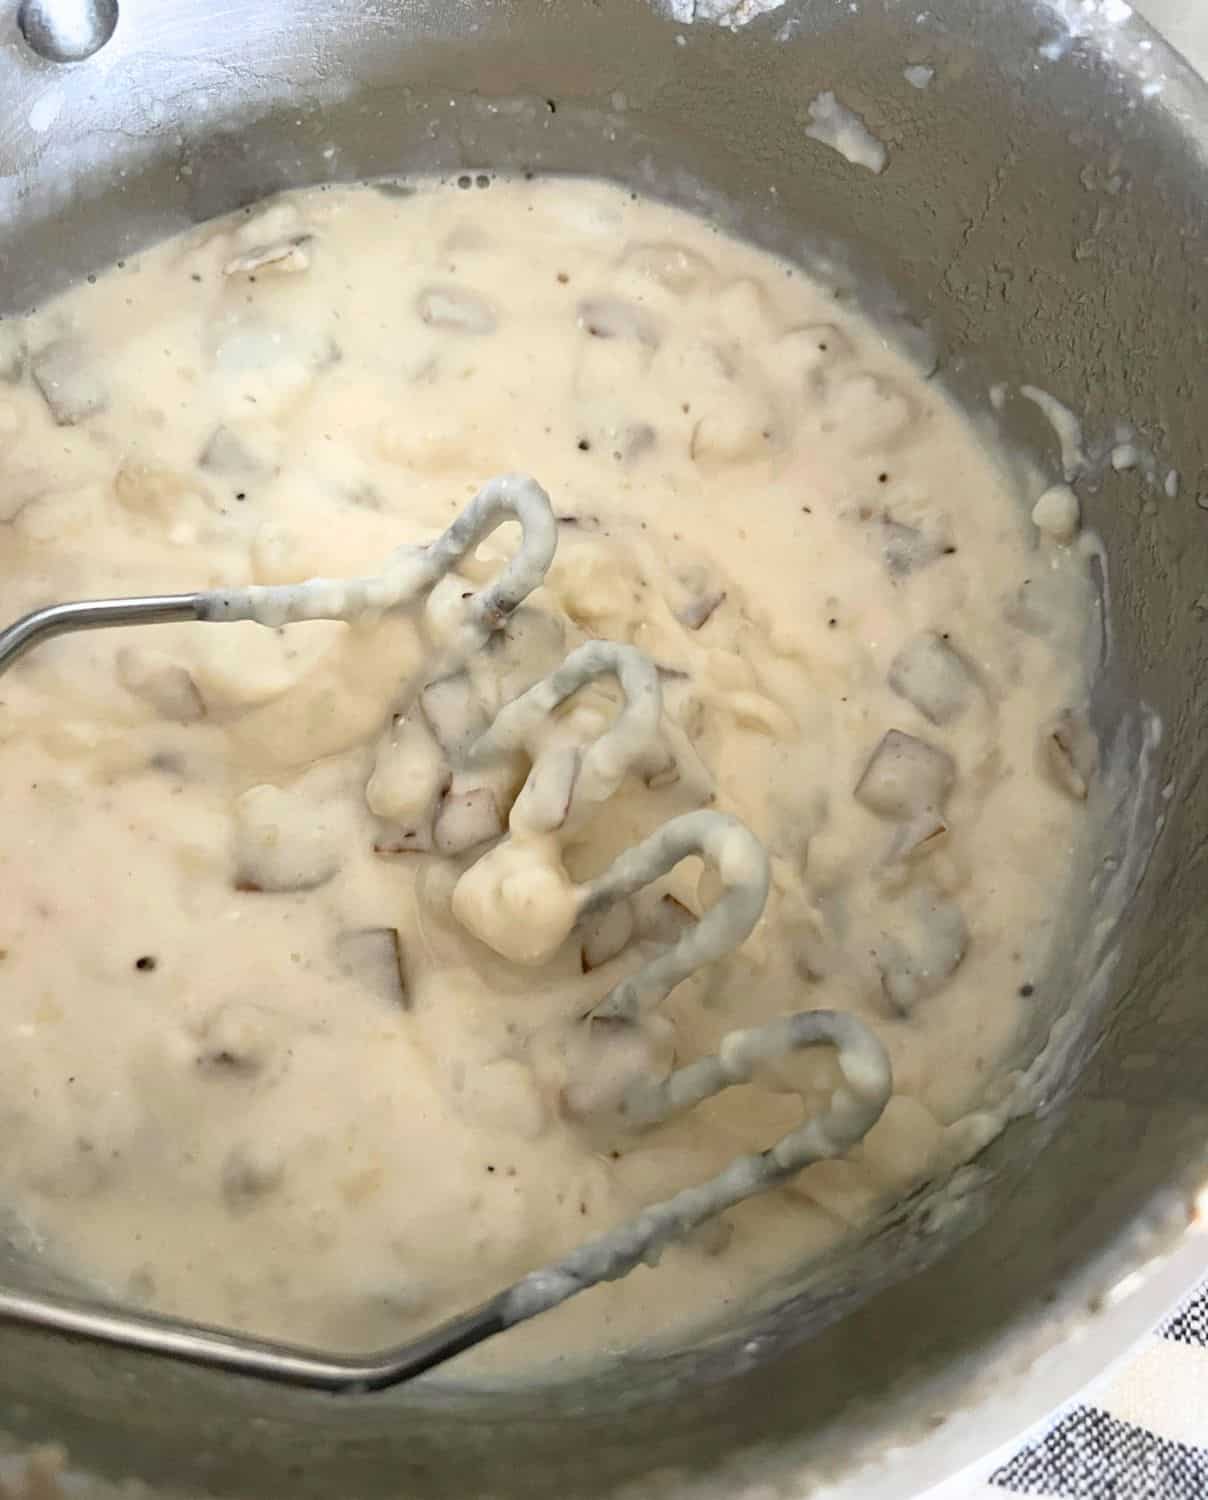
[0,1,1206,1495]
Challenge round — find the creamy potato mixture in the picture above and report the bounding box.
[0,179,1094,1370]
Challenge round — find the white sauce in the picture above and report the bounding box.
[1032,484,1081,543]
[0,178,1094,1373]
[805,92,889,174]
[902,65,935,89]
[1021,384,1088,481]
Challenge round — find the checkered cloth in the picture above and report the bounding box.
[966,1281,1208,1499]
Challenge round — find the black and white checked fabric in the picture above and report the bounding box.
[967,1280,1208,1499]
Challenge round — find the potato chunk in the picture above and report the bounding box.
[855,730,955,819]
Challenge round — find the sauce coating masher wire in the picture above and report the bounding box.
[0,473,891,1391]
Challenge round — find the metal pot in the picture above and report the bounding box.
[0,1,1205,1495]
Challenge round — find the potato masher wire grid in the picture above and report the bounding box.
[0,472,559,676]
[0,473,892,1391]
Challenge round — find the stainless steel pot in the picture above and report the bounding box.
[1,2,1206,1495]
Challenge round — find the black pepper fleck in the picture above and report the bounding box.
[135,955,158,973]
[1019,982,1035,998]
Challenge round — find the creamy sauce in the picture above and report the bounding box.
[0,178,1093,1373]
[804,92,889,174]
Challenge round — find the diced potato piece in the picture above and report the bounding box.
[577,297,659,347]
[420,673,490,760]
[333,927,408,1009]
[1006,570,1074,639]
[884,810,949,866]
[232,779,346,892]
[187,620,343,713]
[198,423,277,477]
[855,730,955,819]
[232,199,306,250]
[638,892,696,946]
[879,517,951,577]
[714,277,777,339]
[888,633,976,726]
[1040,708,1097,801]
[116,647,206,723]
[581,898,635,972]
[773,323,854,386]
[208,316,332,414]
[828,372,919,453]
[874,888,968,1015]
[113,460,204,520]
[676,590,727,631]
[31,339,107,425]
[224,238,311,277]
[687,366,774,465]
[416,286,497,334]
[511,748,580,835]
[690,392,776,468]
[366,715,448,827]
[620,241,714,294]
[434,787,505,856]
